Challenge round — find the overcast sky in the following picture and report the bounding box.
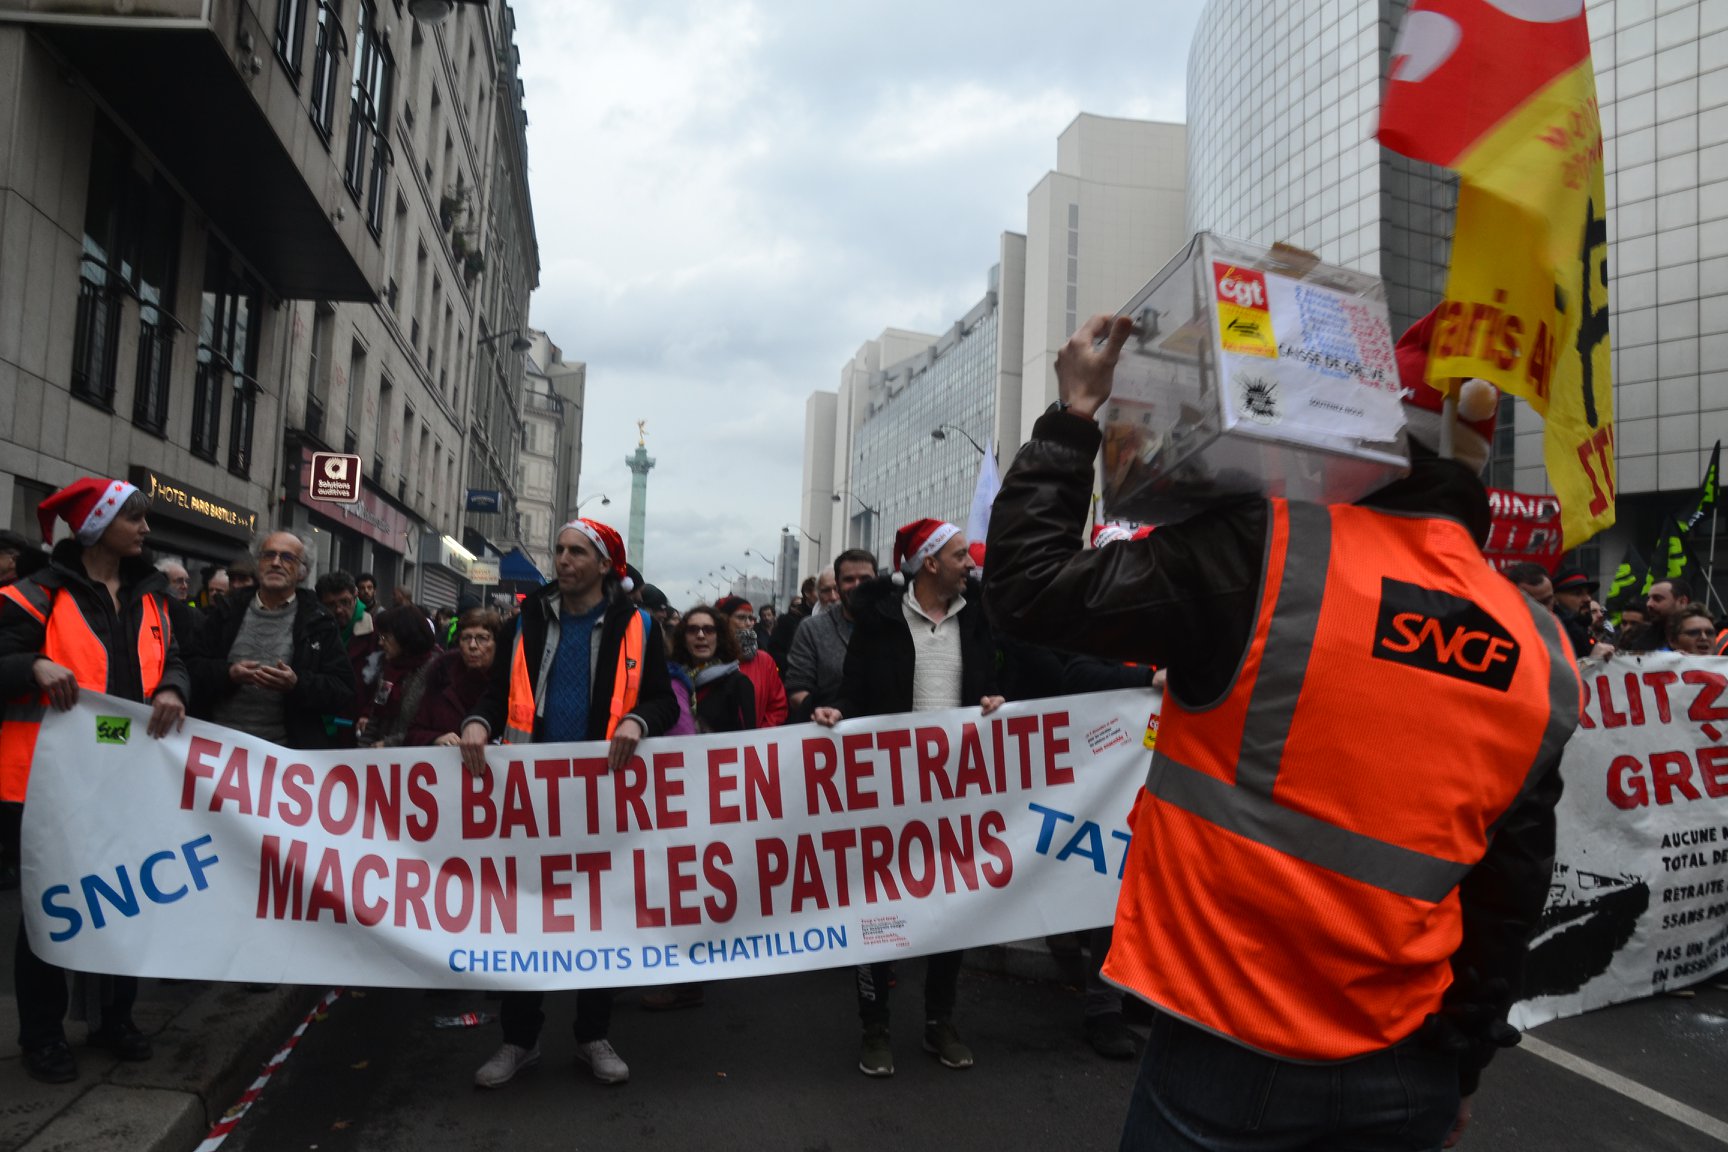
[516,0,1204,608]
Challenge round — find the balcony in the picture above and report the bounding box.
[0,0,380,300]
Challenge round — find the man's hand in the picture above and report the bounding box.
[229,660,262,685]
[812,707,843,728]
[146,689,187,738]
[607,716,645,772]
[252,661,298,693]
[33,659,79,711]
[433,732,461,746]
[1443,1095,1472,1148]
[1054,313,1133,421]
[459,720,492,777]
[980,695,1005,716]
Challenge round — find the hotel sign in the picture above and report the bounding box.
[129,467,257,543]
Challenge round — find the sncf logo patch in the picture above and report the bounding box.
[1372,578,1520,691]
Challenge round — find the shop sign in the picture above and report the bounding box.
[129,467,257,543]
[309,452,363,503]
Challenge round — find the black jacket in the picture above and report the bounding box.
[469,583,679,742]
[693,669,756,734]
[0,540,190,706]
[832,574,999,719]
[184,590,355,750]
[986,408,1565,1095]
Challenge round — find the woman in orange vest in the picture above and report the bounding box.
[0,477,190,1084]
[986,313,1578,1152]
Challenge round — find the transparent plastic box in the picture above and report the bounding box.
[1099,232,1411,525]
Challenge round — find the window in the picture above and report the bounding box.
[304,301,333,439]
[71,121,130,410]
[274,0,309,80]
[190,240,261,470]
[308,0,344,143]
[345,338,367,451]
[343,0,394,236]
[131,176,182,435]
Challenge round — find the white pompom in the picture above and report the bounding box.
[619,576,635,592]
[1457,377,1499,423]
[891,571,906,587]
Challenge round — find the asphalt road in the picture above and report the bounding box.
[216,968,1728,1152]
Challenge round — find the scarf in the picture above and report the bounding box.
[691,660,740,689]
[736,627,760,660]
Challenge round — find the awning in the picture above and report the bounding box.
[499,547,545,585]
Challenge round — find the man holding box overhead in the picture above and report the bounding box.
[985,311,1579,1152]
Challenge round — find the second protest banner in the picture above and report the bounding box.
[24,689,1158,989]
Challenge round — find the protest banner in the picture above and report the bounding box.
[1512,653,1728,1029]
[1484,488,1563,574]
[22,689,1158,990]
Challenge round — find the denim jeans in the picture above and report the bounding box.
[1120,1011,1461,1152]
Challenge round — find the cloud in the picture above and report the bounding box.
[514,0,1202,605]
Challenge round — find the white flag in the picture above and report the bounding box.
[967,439,1000,544]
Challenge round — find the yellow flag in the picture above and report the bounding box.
[1379,1,1613,548]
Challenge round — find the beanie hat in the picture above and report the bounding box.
[891,518,961,587]
[39,477,140,546]
[715,595,754,619]
[561,518,632,591]
[1395,308,1499,474]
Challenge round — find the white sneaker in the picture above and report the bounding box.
[474,1042,540,1088]
[575,1038,630,1084]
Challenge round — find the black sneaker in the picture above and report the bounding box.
[86,1022,153,1061]
[23,1039,78,1083]
[1084,1012,1139,1060]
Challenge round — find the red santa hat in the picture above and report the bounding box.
[1395,308,1499,474]
[1091,523,1154,548]
[39,477,140,546]
[560,518,632,591]
[891,518,961,586]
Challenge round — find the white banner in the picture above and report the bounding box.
[23,689,1159,989]
[1512,653,1728,1028]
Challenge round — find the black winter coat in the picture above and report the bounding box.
[184,591,356,750]
[693,669,756,733]
[832,575,999,719]
[468,584,679,742]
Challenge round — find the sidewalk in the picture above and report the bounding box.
[0,888,319,1152]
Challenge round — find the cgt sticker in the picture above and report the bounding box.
[1214,263,1277,358]
[95,715,131,745]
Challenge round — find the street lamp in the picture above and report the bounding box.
[477,329,534,354]
[931,424,986,456]
[747,548,777,573]
[575,493,611,512]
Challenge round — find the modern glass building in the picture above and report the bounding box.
[842,276,1001,564]
[1186,0,1728,592]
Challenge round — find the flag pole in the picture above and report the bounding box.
[1439,393,1458,460]
[1708,503,1725,616]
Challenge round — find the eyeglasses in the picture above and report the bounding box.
[1679,627,1715,638]
[459,633,495,646]
[258,549,301,566]
[685,624,717,636]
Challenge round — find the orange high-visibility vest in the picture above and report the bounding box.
[504,606,647,744]
[0,580,170,802]
[1102,499,1579,1061]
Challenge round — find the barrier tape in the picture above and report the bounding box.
[193,988,344,1152]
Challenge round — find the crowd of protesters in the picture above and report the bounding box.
[1503,563,1728,659]
[2,456,1726,1150]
